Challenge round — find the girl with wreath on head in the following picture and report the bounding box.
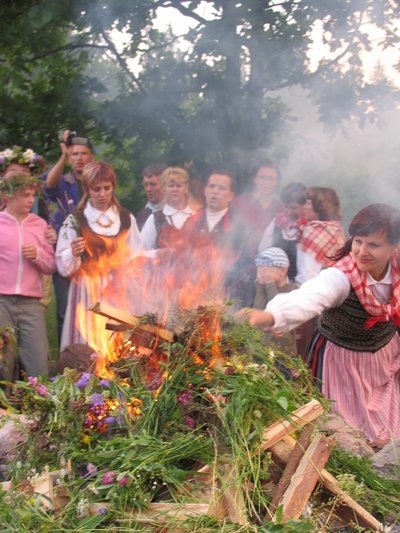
[240,204,400,446]
[55,161,144,354]
[0,172,56,380]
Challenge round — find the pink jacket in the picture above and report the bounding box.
[0,212,56,298]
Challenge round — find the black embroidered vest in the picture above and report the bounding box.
[318,287,397,352]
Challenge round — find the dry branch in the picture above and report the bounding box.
[90,301,174,342]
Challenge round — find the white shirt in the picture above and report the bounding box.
[140,203,195,250]
[267,265,393,334]
[56,203,143,277]
[206,208,228,232]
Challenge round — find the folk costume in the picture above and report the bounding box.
[56,203,143,351]
[296,220,346,285]
[266,252,400,442]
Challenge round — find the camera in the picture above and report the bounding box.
[65,131,77,146]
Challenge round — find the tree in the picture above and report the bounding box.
[1,0,399,201]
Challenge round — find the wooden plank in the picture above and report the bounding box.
[131,502,211,523]
[278,435,334,521]
[270,436,383,531]
[90,301,174,342]
[220,463,250,526]
[262,399,324,450]
[269,423,314,514]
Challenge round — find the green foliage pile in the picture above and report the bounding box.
[0,317,399,530]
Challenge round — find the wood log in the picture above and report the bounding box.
[220,463,250,526]
[29,471,69,511]
[277,435,335,522]
[90,301,174,342]
[270,436,382,531]
[127,502,211,523]
[262,399,324,450]
[269,423,314,514]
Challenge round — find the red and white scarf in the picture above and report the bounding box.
[299,220,346,267]
[334,253,400,328]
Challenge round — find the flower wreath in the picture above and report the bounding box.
[0,146,47,177]
[0,173,42,196]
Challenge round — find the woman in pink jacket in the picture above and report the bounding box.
[0,173,56,380]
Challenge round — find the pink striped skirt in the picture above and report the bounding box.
[322,333,400,442]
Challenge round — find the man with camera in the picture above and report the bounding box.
[44,129,94,346]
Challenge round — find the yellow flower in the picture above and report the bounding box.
[81,434,92,444]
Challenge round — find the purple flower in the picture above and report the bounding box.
[102,471,117,485]
[76,372,91,389]
[50,375,59,382]
[224,367,234,375]
[104,416,116,426]
[89,352,99,361]
[118,476,129,486]
[177,391,193,405]
[37,384,47,397]
[28,376,38,387]
[99,379,110,387]
[184,415,196,429]
[91,393,105,406]
[86,463,98,476]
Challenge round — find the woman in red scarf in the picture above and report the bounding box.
[241,204,400,445]
[296,186,346,285]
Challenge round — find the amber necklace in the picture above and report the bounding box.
[96,213,113,228]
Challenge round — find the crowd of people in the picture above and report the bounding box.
[1,130,400,447]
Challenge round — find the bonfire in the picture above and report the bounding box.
[1,231,400,531]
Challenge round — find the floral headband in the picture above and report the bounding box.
[0,173,41,196]
[0,146,47,177]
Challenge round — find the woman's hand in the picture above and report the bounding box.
[236,308,275,328]
[71,237,85,257]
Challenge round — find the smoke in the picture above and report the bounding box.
[275,86,400,226]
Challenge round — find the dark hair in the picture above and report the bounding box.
[280,182,307,205]
[307,187,342,221]
[333,203,400,260]
[142,164,167,178]
[207,169,235,192]
[254,159,280,181]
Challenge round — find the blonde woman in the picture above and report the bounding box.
[140,167,195,251]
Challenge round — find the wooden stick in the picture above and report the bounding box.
[278,435,335,522]
[220,463,250,526]
[129,502,211,523]
[262,399,324,450]
[90,301,174,342]
[269,423,314,514]
[270,436,382,531]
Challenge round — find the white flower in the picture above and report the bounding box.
[23,149,35,161]
[76,498,90,518]
[2,149,15,159]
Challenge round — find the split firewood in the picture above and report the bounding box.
[262,399,324,450]
[269,423,314,514]
[220,463,250,526]
[90,301,174,342]
[276,435,335,522]
[270,436,382,531]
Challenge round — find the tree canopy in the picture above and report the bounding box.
[0,1,399,208]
